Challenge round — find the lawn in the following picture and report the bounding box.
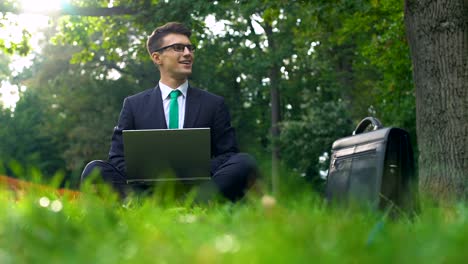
[0,179,467,264]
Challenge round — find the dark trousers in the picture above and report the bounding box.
[80,153,258,201]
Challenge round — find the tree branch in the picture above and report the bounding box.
[11,5,138,17]
[61,6,138,16]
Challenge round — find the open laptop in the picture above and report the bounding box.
[122,128,211,184]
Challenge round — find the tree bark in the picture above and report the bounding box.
[404,0,468,201]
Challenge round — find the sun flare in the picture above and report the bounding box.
[19,0,64,13]
[0,1,66,110]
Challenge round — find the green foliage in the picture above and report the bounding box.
[0,187,467,263]
[279,99,353,184]
[0,52,12,81]
[0,0,19,13]
[0,9,31,55]
[339,0,415,131]
[0,90,66,178]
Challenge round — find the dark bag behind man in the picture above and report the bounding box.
[326,117,419,214]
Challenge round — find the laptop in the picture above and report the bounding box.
[122,128,211,184]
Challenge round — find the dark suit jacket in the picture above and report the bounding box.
[108,84,239,176]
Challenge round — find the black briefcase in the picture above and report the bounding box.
[326,117,419,213]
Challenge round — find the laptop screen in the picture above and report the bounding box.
[123,128,211,183]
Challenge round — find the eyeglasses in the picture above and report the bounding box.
[154,43,196,53]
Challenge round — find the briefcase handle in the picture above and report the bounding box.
[352,117,383,135]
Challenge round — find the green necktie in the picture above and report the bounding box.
[169,90,181,129]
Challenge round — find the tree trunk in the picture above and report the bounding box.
[264,23,281,195]
[404,0,468,201]
[270,66,281,195]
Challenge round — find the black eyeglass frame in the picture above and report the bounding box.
[154,43,196,53]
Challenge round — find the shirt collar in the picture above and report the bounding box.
[159,80,188,99]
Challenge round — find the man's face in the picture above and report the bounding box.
[152,33,194,80]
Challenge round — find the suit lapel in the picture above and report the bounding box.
[184,85,201,128]
[148,85,168,129]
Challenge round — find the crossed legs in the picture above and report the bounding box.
[81,153,258,201]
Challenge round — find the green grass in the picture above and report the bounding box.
[0,182,467,264]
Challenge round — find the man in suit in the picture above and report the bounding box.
[81,22,258,201]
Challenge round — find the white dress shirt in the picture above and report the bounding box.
[159,80,188,129]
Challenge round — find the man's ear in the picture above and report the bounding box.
[151,52,162,65]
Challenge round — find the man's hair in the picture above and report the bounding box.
[146,22,192,56]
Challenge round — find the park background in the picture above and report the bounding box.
[0,0,467,262]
